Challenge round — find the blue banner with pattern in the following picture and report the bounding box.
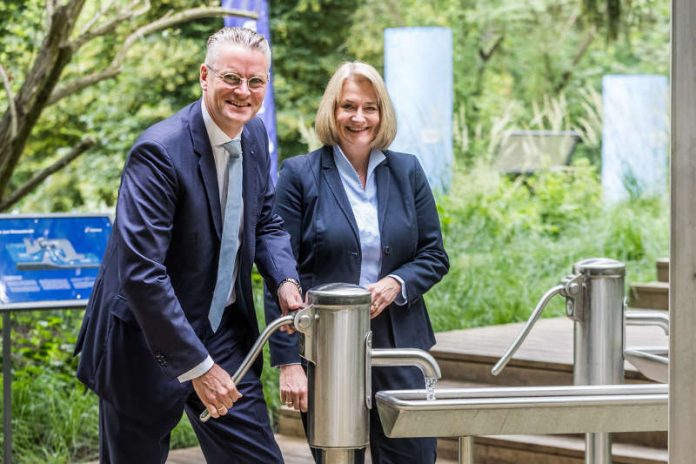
[222,0,280,181]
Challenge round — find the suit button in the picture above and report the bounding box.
[154,352,166,366]
[383,245,391,255]
[351,252,359,258]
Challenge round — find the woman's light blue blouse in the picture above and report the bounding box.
[333,146,407,303]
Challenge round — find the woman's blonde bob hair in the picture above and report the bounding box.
[315,61,397,150]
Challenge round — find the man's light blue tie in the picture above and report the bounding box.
[208,139,243,332]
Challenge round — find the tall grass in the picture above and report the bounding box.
[0,312,199,463]
[0,162,668,462]
[427,161,668,331]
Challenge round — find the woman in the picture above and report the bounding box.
[265,61,449,463]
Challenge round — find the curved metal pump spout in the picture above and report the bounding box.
[371,348,442,380]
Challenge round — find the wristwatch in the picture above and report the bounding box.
[278,277,302,296]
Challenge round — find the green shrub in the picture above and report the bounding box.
[0,311,97,463]
[427,163,667,332]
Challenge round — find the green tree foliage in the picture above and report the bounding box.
[270,0,365,158]
[582,0,622,38]
[429,162,667,330]
[0,0,669,211]
[340,0,669,165]
[0,0,255,212]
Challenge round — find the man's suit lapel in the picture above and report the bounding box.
[241,125,259,246]
[191,101,222,240]
[320,147,360,244]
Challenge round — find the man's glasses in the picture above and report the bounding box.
[206,65,268,91]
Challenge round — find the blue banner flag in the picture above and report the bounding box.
[222,0,279,181]
[601,75,668,203]
[385,27,453,192]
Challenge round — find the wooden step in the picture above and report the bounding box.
[628,282,669,310]
[432,319,573,386]
[431,318,668,385]
[656,258,669,283]
[277,404,306,438]
[438,435,666,464]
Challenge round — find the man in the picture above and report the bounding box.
[75,27,303,463]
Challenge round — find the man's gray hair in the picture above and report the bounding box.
[205,27,271,65]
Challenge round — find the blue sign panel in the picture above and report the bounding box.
[0,215,112,306]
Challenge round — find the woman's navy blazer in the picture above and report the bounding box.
[266,146,449,366]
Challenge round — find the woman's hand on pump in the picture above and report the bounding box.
[279,364,308,412]
[367,276,402,319]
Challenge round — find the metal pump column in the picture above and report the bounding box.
[571,258,625,464]
[302,284,373,463]
[297,283,441,463]
[491,258,626,464]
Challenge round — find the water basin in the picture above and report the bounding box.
[624,347,668,383]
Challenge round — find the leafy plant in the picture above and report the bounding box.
[427,163,667,332]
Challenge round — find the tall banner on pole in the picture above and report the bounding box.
[384,27,453,192]
[601,75,668,203]
[222,0,279,180]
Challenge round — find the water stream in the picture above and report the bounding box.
[425,377,438,401]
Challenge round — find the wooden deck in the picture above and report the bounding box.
[164,434,317,464]
[434,316,668,368]
[432,317,668,385]
[163,434,460,463]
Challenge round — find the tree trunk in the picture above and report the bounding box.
[0,0,86,202]
[0,3,254,208]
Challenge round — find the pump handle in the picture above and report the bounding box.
[199,314,295,422]
[491,284,565,376]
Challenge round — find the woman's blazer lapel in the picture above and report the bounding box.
[320,146,360,244]
[375,154,391,235]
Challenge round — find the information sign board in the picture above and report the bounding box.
[0,214,111,307]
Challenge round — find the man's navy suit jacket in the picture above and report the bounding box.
[266,146,449,367]
[75,100,298,422]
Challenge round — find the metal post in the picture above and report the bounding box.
[320,449,358,464]
[458,436,474,464]
[571,259,625,464]
[3,311,11,464]
[305,285,372,452]
[670,0,696,461]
